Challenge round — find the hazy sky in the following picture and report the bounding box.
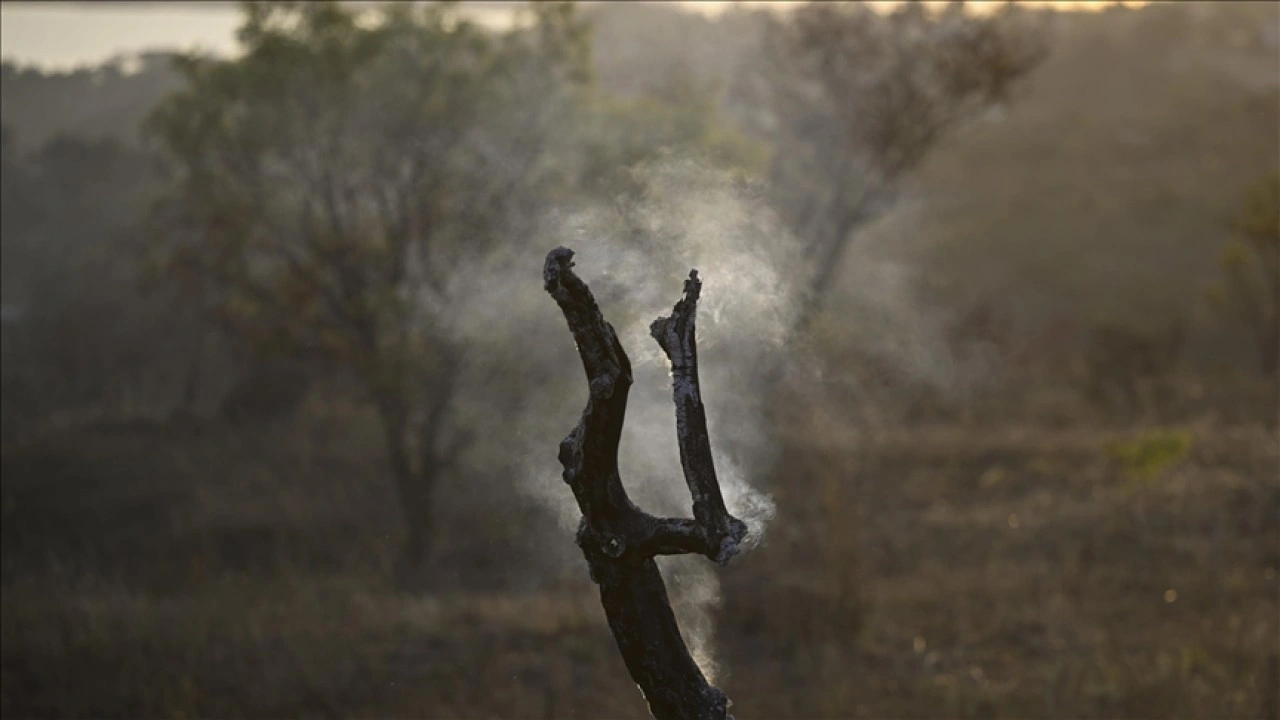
[1,1,1142,72]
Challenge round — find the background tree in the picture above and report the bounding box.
[753,0,1048,330]
[145,0,593,579]
[1209,173,1280,376]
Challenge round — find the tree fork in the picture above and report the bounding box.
[543,247,749,720]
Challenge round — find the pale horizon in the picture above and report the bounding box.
[0,1,1152,73]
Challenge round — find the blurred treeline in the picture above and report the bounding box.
[2,1,1274,440]
[1,2,1277,718]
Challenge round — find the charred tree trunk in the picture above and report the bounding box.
[543,248,750,720]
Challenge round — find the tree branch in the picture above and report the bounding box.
[650,270,747,566]
[545,247,747,720]
[543,246,634,526]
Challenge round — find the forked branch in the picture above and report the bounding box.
[544,248,749,720]
[651,271,748,565]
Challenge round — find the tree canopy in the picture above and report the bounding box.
[143,0,766,574]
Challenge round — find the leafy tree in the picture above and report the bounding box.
[145,0,592,579]
[753,0,1048,329]
[1209,173,1280,376]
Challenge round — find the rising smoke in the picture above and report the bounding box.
[451,153,983,682]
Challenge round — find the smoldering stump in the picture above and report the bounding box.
[543,246,750,720]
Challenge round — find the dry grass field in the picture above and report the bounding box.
[3,379,1276,719]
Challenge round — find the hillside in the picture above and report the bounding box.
[0,52,181,149]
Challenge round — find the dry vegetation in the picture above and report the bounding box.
[3,379,1276,718]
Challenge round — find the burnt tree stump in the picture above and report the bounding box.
[543,247,750,720]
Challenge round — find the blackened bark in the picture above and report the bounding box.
[544,247,750,720]
[649,271,747,565]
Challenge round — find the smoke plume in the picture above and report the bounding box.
[453,154,981,681]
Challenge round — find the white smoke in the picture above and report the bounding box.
[458,156,792,680]
[453,154,979,682]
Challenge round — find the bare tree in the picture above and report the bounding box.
[754,1,1048,330]
[544,247,748,720]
